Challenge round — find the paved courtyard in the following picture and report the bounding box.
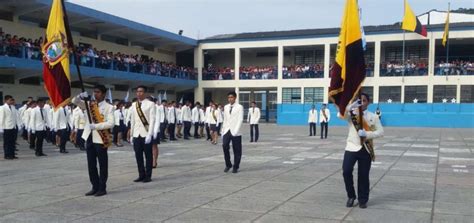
[0,124,473,223]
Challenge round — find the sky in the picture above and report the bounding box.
[67,0,472,39]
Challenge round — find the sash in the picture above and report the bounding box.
[322,109,328,122]
[212,109,217,122]
[350,110,375,161]
[136,102,149,132]
[89,101,112,148]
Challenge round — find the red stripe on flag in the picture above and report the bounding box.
[43,63,71,108]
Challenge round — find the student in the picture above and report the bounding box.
[247,101,261,143]
[308,105,317,136]
[221,92,243,174]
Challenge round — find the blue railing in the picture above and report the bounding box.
[0,44,197,80]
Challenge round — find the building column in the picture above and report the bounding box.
[427,85,433,103]
[400,85,405,103]
[374,41,381,78]
[456,84,461,104]
[301,86,304,104]
[324,43,330,79]
[323,86,329,104]
[194,88,204,104]
[235,87,240,104]
[194,47,203,80]
[428,33,436,76]
[277,86,283,104]
[278,45,283,80]
[235,48,240,80]
[373,85,380,104]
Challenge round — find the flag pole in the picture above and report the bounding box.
[446,2,450,80]
[60,0,92,123]
[402,0,406,83]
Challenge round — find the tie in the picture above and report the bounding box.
[174,108,176,120]
[40,108,44,121]
[253,108,254,113]
[230,106,233,114]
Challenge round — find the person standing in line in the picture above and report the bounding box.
[159,100,168,141]
[113,102,125,147]
[73,106,86,151]
[319,103,330,139]
[217,104,224,136]
[72,85,115,197]
[29,100,49,156]
[175,103,183,138]
[221,92,243,174]
[0,95,20,159]
[208,103,220,145]
[152,99,162,168]
[247,101,261,143]
[192,102,201,138]
[199,105,206,138]
[53,105,70,153]
[181,101,192,140]
[341,93,384,209]
[167,101,177,141]
[26,101,37,150]
[308,105,317,137]
[129,86,156,183]
[204,102,213,141]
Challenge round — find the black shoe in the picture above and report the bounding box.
[133,177,144,183]
[346,198,356,207]
[224,167,232,173]
[184,137,190,140]
[63,150,69,154]
[359,203,367,209]
[40,153,47,156]
[232,169,239,174]
[94,191,107,197]
[250,140,253,143]
[12,156,18,159]
[143,178,152,183]
[85,190,97,196]
[5,157,13,160]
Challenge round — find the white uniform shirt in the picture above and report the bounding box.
[176,107,182,124]
[319,108,331,123]
[129,99,156,138]
[114,109,125,126]
[181,105,192,122]
[71,96,115,144]
[343,109,384,152]
[221,103,244,136]
[199,109,205,124]
[73,108,86,130]
[29,107,49,131]
[22,107,32,130]
[191,107,200,123]
[247,107,261,125]
[308,109,317,123]
[167,106,177,124]
[152,104,162,138]
[157,104,166,123]
[52,107,70,130]
[0,104,19,130]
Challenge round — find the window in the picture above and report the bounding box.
[304,87,324,104]
[379,86,401,103]
[404,86,427,103]
[461,85,474,103]
[361,86,374,102]
[433,85,457,103]
[282,88,301,104]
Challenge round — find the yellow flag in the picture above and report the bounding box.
[442,9,450,47]
[401,0,427,37]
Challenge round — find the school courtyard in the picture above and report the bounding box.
[0,124,473,223]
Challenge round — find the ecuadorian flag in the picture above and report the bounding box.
[401,0,427,37]
[42,0,71,109]
[329,0,366,118]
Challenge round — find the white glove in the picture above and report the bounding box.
[145,135,152,144]
[79,91,89,100]
[31,130,36,134]
[53,128,57,132]
[358,129,367,137]
[349,99,361,110]
[130,139,134,146]
[88,124,96,130]
[0,129,3,134]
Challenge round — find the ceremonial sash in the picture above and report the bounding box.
[136,102,149,132]
[89,101,112,148]
[350,110,375,161]
[322,109,328,122]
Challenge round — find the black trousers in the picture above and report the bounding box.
[21,127,28,140]
[183,121,192,138]
[112,125,120,144]
[222,131,242,170]
[3,129,16,158]
[86,137,108,192]
[76,129,85,149]
[168,123,176,140]
[34,130,45,155]
[205,124,211,140]
[58,129,68,152]
[250,124,259,142]
[342,148,372,204]
[29,132,36,149]
[320,122,328,138]
[159,121,168,140]
[133,136,153,179]
[309,122,316,136]
[193,122,200,137]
